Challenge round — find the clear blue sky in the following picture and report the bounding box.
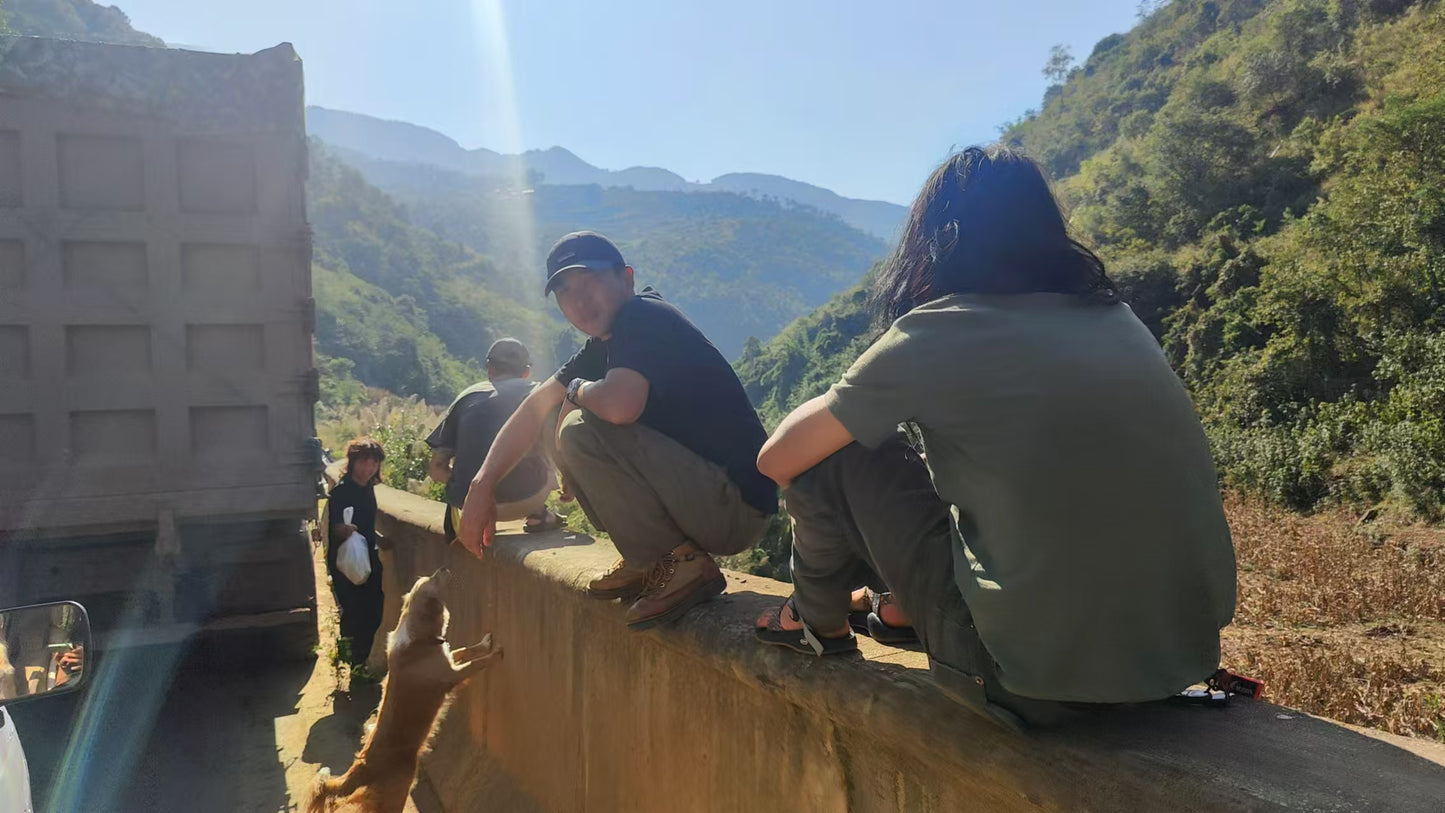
[118,0,1140,205]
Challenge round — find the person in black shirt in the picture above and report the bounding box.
[327,437,386,668]
[427,338,558,539]
[457,231,777,631]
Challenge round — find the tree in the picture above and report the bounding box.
[1136,0,1170,20]
[1042,45,1075,85]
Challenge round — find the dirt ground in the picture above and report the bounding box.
[14,535,437,813]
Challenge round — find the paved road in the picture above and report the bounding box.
[10,543,434,813]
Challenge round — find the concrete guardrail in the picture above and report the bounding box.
[347,481,1445,812]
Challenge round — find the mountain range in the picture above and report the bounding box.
[306,106,906,242]
[334,148,886,362]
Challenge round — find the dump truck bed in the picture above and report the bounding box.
[0,37,318,536]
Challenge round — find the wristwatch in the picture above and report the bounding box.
[565,377,587,407]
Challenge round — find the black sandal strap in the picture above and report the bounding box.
[756,595,858,656]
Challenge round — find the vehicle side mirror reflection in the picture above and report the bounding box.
[0,601,91,707]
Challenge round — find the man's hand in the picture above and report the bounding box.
[55,645,84,686]
[58,645,83,673]
[457,482,497,558]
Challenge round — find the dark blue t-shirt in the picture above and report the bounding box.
[556,288,778,516]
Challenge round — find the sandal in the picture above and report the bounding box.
[866,591,919,645]
[847,589,873,635]
[848,588,918,645]
[755,596,858,656]
[521,509,563,534]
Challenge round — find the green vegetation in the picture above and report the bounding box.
[316,354,368,409]
[345,157,886,359]
[317,394,446,500]
[0,0,163,45]
[743,0,1445,521]
[735,277,879,429]
[309,142,564,403]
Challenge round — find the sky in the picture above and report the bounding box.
[117,0,1143,205]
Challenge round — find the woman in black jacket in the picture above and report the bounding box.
[327,437,386,667]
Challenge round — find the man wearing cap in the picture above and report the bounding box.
[457,231,778,630]
[427,338,558,540]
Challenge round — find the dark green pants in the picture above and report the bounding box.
[786,437,1076,728]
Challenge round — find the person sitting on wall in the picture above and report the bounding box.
[427,337,560,541]
[752,146,1237,731]
[455,231,778,631]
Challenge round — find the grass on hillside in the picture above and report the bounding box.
[1222,495,1444,740]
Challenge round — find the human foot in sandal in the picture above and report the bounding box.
[755,596,857,656]
[521,509,563,533]
[847,588,918,644]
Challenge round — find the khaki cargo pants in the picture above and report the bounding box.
[553,408,768,568]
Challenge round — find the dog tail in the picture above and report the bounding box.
[305,767,345,813]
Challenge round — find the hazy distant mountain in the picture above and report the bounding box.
[709,173,905,243]
[306,107,689,189]
[339,151,886,360]
[306,106,904,240]
[308,142,562,402]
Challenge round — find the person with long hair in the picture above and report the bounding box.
[753,146,1237,730]
[327,437,387,668]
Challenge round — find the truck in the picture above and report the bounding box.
[0,35,321,657]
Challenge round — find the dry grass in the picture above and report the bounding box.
[1222,495,1445,740]
[316,390,443,455]
[317,393,446,497]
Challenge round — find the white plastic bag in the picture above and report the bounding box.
[336,506,372,586]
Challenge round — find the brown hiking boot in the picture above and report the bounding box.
[625,543,727,631]
[587,558,649,601]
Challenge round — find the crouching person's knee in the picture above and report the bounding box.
[782,442,859,508]
[556,409,605,467]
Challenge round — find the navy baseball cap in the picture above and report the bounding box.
[544,231,626,294]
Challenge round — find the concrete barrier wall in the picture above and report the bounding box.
[364,484,1445,812]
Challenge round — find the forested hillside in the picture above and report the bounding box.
[308,143,562,404]
[735,277,876,429]
[0,0,162,44]
[741,0,1445,519]
[335,155,886,359]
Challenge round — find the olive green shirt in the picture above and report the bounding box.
[825,293,1236,702]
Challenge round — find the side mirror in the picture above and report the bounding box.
[0,601,91,708]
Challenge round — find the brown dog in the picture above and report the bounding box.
[306,568,501,813]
